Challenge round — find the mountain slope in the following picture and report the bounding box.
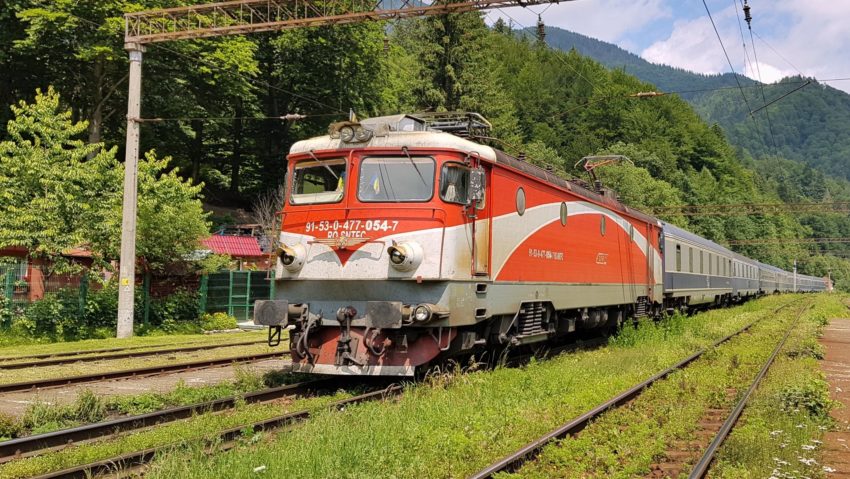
[539,27,850,181]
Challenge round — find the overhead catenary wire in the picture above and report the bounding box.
[701,0,755,117]
[739,0,778,151]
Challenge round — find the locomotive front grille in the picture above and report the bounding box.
[517,301,547,337]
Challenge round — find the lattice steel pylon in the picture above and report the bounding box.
[116,0,575,337]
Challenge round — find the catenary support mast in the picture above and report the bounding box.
[116,0,573,337]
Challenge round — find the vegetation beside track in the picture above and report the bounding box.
[0,387,356,479]
[706,297,845,478]
[0,330,267,360]
[140,296,800,479]
[505,297,822,478]
[0,368,299,439]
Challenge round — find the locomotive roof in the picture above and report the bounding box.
[291,120,660,226]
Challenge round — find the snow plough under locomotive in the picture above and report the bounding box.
[253,112,828,376]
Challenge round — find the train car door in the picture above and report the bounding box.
[470,163,490,276]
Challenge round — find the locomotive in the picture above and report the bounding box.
[254,112,829,376]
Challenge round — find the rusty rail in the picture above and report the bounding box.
[468,299,803,478]
[687,302,809,478]
[28,385,403,479]
[0,339,268,370]
[0,378,345,462]
[0,352,283,394]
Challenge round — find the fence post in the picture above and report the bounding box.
[143,271,151,327]
[3,270,13,302]
[78,272,89,318]
[268,270,275,300]
[198,274,208,316]
[227,270,234,317]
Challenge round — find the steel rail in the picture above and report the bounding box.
[687,302,810,478]
[468,299,802,479]
[0,352,283,394]
[0,337,264,362]
[29,385,404,479]
[0,340,269,370]
[0,377,343,462]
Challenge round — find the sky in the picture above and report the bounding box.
[489,0,850,94]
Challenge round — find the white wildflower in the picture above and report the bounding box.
[799,457,817,466]
[824,466,836,472]
[253,466,267,473]
[802,444,816,450]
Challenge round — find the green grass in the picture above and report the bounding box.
[508,296,815,478]
[0,329,268,360]
[706,295,844,479]
[135,295,800,479]
[0,390,356,479]
[0,367,302,439]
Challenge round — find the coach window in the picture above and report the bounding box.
[700,251,704,273]
[689,247,694,273]
[290,158,347,205]
[675,244,682,271]
[708,253,713,275]
[360,156,436,202]
[728,260,732,277]
[716,256,720,276]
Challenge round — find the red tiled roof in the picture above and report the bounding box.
[201,235,265,257]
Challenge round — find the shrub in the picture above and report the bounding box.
[201,312,238,331]
[0,412,22,440]
[777,379,833,418]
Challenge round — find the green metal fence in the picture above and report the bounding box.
[200,271,274,321]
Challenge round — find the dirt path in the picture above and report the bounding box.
[821,318,850,477]
[0,359,290,418]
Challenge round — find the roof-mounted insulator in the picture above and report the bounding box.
[743,0,752,29]
[281,113,307,121]
[383,35,390,53]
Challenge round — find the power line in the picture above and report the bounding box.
[740,0,778,151]
[752,29,803,76]
[728,237,850,246]
[701,0,754,116]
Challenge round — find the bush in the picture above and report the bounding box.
[777,379,833,418]
[201,312,238,331]
[0,412,22,440]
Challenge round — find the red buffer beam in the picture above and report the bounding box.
[125,0,574,44]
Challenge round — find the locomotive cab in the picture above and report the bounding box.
[256,114,497,375]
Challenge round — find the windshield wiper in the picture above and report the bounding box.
[308,150,339,180]
[402,146,427,186]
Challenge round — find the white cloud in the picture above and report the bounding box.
[638,0,850,93]
[744,61,794,85]
[490,0,672,44]
[641,5,740,75]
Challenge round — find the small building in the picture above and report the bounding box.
[200,235,270,270]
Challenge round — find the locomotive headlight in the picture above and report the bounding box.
[339,126,355,142]
[386,241,424,272]
[413,304,432,323]
[278,244,307,272]
[354,126,373,142]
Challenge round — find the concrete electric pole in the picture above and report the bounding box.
[117,43,145,338]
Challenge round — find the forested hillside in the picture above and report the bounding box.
[540,26,850,182]
[1,4,849,288]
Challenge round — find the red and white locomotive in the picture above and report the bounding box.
[254,112,826,376]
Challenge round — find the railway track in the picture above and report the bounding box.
[0,377,347,463]
[0,351,284,394]
[0,337,263,362]
[26,384,404,479]
[468,298,808,479]
[0,339,268,370]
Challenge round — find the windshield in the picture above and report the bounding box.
[290,159,346,205]
[358,156,435,202]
